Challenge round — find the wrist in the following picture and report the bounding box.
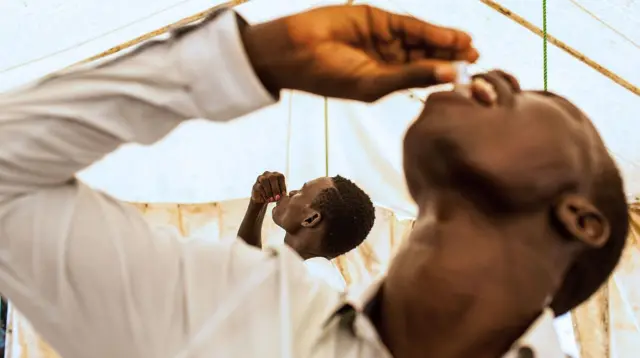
[235,13,286,96]
[248,199,268,208]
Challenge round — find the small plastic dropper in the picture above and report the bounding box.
[455,62,472,85]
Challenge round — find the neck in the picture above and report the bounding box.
[371,198,564,358]
[373,284,540,358]
[284,231,325,260]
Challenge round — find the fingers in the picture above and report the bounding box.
[406,47,478,63]
[359,60,457,102]
[267,174,285,200]
[387,10,472,50]
[277,175,287,197]
[252,181,268,203]
[383,8,479,63]
[256,172,286,202]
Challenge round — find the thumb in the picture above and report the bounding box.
[362,61,458,101]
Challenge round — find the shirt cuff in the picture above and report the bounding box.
[173,10,277,122]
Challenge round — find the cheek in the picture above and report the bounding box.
[281,201,301,221]
[405,109,494,186]
[468,130,572,180]
[464,139,580,208]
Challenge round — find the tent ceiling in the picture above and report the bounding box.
[1,0,639,211]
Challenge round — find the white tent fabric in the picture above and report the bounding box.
[1,0,638,204]
[0,0,638,357]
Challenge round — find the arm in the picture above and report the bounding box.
[237,200,269,248]
[0,10,274,199]
[0,9,275,357]
[237,171,286,248]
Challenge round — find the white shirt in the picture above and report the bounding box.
[304,257,347,292]
[0,8,567,358]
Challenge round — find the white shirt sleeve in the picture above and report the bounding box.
[0,9,276,358]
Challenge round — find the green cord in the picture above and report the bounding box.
[543,0,548,91]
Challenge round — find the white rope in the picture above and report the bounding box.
[567,0,640,50]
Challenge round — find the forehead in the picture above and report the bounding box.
[302,177,335,197]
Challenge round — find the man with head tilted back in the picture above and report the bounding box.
[0,3,627,358]
[383,71,628,357]
[237,171,375,291]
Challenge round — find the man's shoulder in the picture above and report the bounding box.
[304,257,347,292]
[261,245,345,327]
[173,242,343,357]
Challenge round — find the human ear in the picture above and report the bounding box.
[301,208,323,228]
[553,194,610,248]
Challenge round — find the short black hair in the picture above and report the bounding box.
[310,175,376,258]
[550,164,629,315]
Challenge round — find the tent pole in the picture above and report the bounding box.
[70,0,248,67]
[479,0,639,97]
[323,97,329,177]
[285,90,293,179]
[542,0,548,91]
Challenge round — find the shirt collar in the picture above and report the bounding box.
[323,276,384,327]
[344,275,384,311]
[504,308,566,358]
[326,277,566,358]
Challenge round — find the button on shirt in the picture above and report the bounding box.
[0,8,567,358]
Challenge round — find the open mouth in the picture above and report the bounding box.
[427,78,498,107]
[273,198,286,214]
[275,195,289,206]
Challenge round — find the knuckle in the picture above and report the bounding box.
[361,91,381,103]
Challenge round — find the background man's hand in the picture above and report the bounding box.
[251,171,287,203]
[239,5,479,102]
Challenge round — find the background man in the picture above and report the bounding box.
[238,171,375,290]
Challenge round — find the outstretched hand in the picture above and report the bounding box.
[240,5,479,102]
